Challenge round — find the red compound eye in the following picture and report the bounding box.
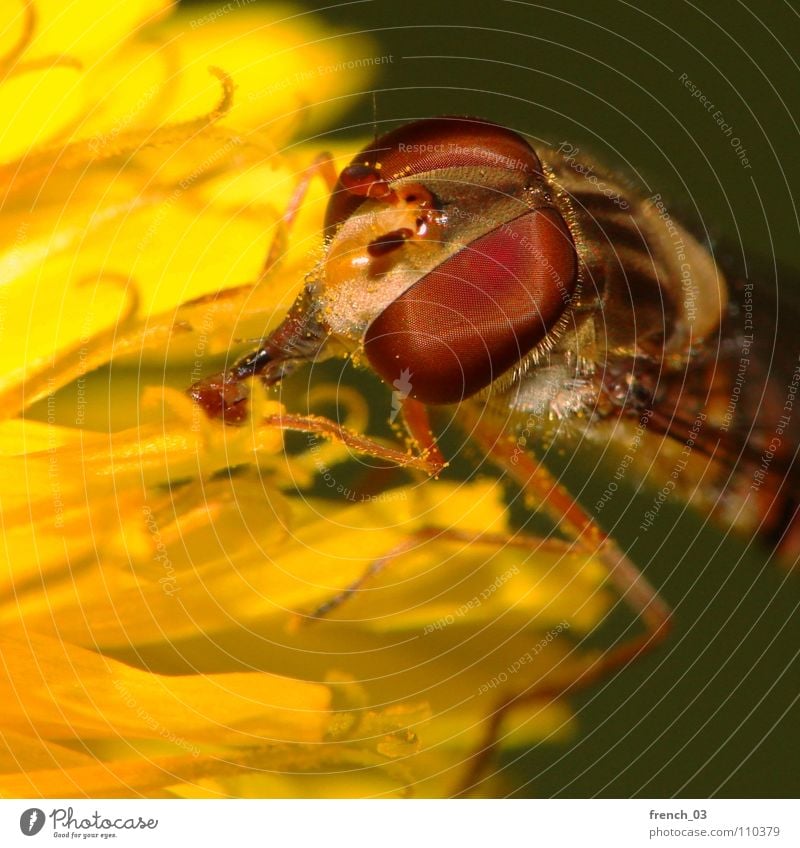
[363,208,577,404]
[325,116,542,232]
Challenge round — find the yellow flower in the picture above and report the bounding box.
[0,0,611,797]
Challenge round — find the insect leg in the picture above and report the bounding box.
[286,399,449,626]
[262,410,441,476]
[260,151,340,277]
[398,398,447,475]
[189,153,339,423]
[453,410,672,795]
[465,413,671,628]
[289,527,573,629]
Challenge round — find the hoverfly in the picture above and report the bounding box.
[189,117,799,786]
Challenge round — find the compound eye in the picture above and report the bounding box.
[325,117,542,232]
[363,208,577,404]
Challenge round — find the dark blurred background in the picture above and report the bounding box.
[181,0,800,798]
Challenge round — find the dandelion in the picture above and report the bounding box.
[0,0,610,797]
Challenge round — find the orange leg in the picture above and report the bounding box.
[291,526,571,627]
[261,410,440,476]
[190,152,340,423]
[289,398,446,626]
[260,151,339,277]
[289,400,672,793]
[462,406,671,631]
[297,399,668,627]
[398,397,447,476]
[452,405,672,795]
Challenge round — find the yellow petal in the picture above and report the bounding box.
[0,1,172,66]
[0,1,173,160]
[0,66,84,160]
[0,631,331,745]
[138,5,377,135]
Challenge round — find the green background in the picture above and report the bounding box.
[178,0,800,798]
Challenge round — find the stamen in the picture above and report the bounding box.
[0,67,236,191]
[0,273,170,420]
[0,0,36,76]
